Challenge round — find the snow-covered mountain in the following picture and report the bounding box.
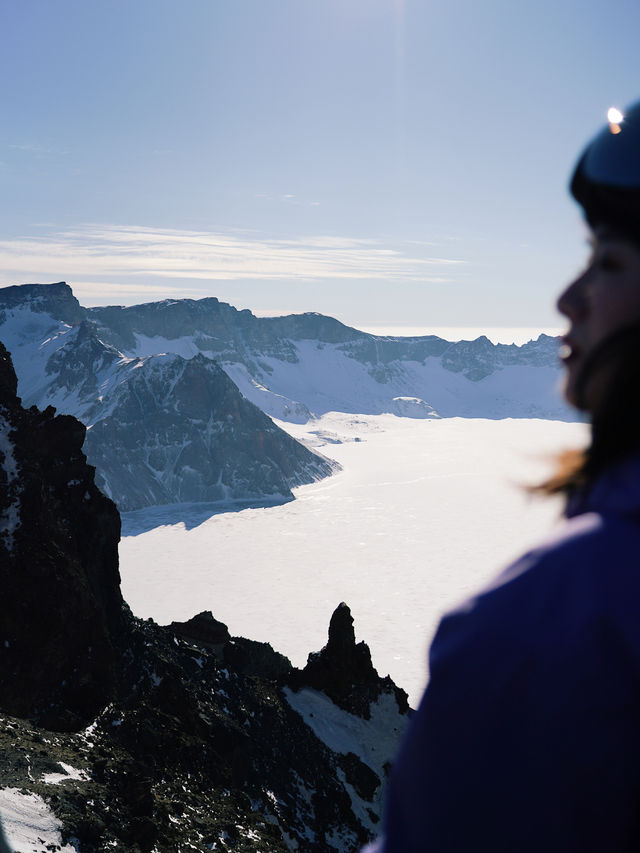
[0,284,334,511]
[87,289,570,422]
[0,280,572,507]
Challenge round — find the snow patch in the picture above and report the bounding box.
[42,762,90,785]
[0,787,79,852]
[284,688,407,779]
[133,333,201,360]
[223,362,312,423]
[285,687,407,837]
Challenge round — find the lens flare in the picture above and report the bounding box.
[607,106,624,124]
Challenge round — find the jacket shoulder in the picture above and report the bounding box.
[431,511,640,678]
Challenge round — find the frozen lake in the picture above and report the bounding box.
[119,414,588,706]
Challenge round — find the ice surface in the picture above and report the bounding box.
[119,415,588,706]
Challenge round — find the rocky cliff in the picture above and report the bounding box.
[83,348,334,511]
[0,345,409,851]
[0,341,123,729]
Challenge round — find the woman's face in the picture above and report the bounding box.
[557,226,640,412]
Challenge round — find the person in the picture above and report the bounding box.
[365,100,640,851]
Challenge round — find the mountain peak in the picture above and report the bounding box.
[0,282,85,325]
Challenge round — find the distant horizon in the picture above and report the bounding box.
[353,324,564,346]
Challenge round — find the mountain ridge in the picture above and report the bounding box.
[83,285,568,420]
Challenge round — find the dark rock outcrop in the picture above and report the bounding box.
[44,318,123,397]
[0,606,409,851]
[291,602,410,719]
[168,610,231,649]
[0,341,124,730]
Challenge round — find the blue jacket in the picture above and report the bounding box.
[368,456,640,852]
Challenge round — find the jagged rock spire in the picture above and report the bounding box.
[292,602,409,718]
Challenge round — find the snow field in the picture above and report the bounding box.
[119,414,588,707]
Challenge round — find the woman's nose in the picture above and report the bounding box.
[557,274,587,321]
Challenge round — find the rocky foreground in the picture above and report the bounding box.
[0,341,409,852]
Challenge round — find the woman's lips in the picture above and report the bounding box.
[559,336,580,364]
[558,342,572,361]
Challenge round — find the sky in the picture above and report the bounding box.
[1,0,639,334]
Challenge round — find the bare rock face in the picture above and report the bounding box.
[82,350,335,511]
[168,610,230,652]
[0,340,124,730]
[0,281,85,325]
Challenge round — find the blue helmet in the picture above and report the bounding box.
[571,100,640,241]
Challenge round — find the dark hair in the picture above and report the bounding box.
[538,324,640,498]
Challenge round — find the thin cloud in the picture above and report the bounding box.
[0,224,465,288]
[255,192,322,207]
[9,143,47,153]
[7,142,69,157]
